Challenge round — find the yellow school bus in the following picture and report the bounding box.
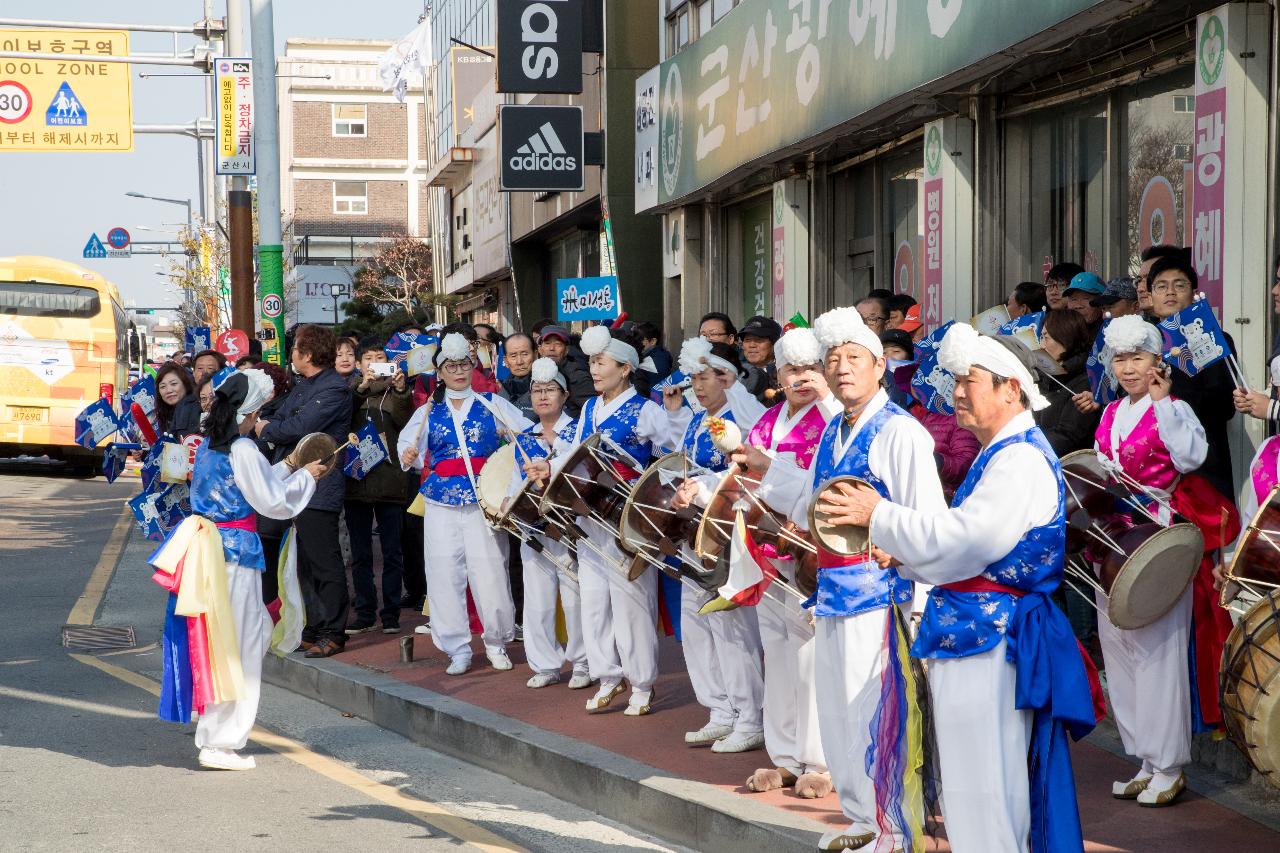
[0,256,128,472]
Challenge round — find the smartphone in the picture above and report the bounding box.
[368,362,397,378]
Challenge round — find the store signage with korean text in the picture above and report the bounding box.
[216,58,255,175]
[0,28,132,151]
[634,67,659,213]
[1192,10,1226,312]
[921,123,944,328]
[499,104,583,192]
[740,197,770,322]
[556,275,619,322]
[496,0,583,94]
[647,0,1104,207]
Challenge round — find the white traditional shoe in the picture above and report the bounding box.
[445,656,472,676]
[1112,774,1152,799]
[198,747,256,771]
[486,650,513,671]
[567,670,594,690]
[710,729,766,753]
[526,671,560,688]
[1137,773,1186,807]
[684,721,734,746]
[586,678,628,713]
[414,623,432,635]
[622,688,655,716]
[817,824,875,851]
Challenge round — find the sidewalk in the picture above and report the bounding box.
[265,609,1280,853]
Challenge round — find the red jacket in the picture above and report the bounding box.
[909,401,979,499]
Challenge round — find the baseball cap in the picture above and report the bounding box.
[740,315,782,343]
[1090,276,1138,307]
[1063,271,1106,296]
[898,304,923,333]
[880,328,915,357]
[539,324,570,343]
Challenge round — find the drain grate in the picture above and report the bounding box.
[61,625,136,651]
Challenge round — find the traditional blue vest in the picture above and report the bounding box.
[808,400,914,618]
[580,392,654,472]
[514,418,577,481]
[419,394,503,506]
[912,427,1066,659]
[682,408,733,473]
[190,440,264,570]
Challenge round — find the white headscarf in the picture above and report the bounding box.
[813,306,884,358]
[1103,314,1162,356]
[938,323,1050,411]
[530,356,567,391]
[774,327,824,371]
[677,337,737,375]
[237,369,275,424]
[580,325,639,369]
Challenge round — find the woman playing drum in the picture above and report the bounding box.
[1090,314,1238,806]
[667,339,766,753]
[525,325,688,716]
[508,357,590,690]
[729,327,841,798]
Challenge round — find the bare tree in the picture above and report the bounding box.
[353,235,444,315]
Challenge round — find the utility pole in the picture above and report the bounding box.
[250,0,286,363]
[225,0,257,340]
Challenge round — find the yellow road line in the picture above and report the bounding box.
[70,653,526,853]
[66,506,133,626]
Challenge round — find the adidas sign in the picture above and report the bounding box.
[509,122,578,172]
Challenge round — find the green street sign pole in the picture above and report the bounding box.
[258,244,285,366]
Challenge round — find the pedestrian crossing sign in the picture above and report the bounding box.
[46,81,88,127]
[83,233,107,259]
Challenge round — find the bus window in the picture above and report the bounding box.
[0,282,102,318]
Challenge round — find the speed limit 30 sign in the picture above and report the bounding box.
[261,293,283,319]
[0,80,33,124]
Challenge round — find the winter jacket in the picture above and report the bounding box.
[908,401,979,500]
[556,355,595,418]
[637,345,674,397]
[346,377,415,505]
[258,367,353,513]
[1166,328,1238,500]
[501,372,535,422]
[163,393,203,440]
[1034,351,1100,459]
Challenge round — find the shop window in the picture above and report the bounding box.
[332,104,367,137]
[883,146,923,302]
[1172,95,1195,114]
[333,181,367,214]
[1123,71,1195,273]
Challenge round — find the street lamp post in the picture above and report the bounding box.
[126,191,197,321]
[328,282,350,327]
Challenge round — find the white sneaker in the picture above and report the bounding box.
[711,730,766,753]
[684,721,734,746]
[567,670,594,690]
[445,656,472,676]
[817,823,875,851]
[486,650,513,671]
[414,623,432,635]
[622,688,655,716]
[526,671,560,688]
[198,747,256,771]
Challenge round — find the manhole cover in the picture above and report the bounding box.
[61,625,136,651]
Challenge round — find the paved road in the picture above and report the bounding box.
[0,471,691,853]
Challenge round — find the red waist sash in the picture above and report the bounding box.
[215,515,257,532]
[433,456,489,478]
[816,547,874,570]
[941,576,1026,596]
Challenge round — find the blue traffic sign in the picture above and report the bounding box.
[83,233,106,259]
[107,227,130,249]
[46,82,87,127]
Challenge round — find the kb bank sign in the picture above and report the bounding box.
[497,0,583,94]
[499,104,584,192]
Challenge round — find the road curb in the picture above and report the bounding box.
[263,652,828,853]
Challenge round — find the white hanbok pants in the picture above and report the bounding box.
[194,562,269,751]
[757,562,825,774]
[1096,585,1192,780]
[679,559,765,734]
[929,641,1033,853]
[422,502,514,660]
[815,606,899,836]
[521,538,587,675]
[576,521,658,692]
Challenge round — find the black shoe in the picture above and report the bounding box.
[381,622,401,635]
[400,595,425,611]
[344,620,376,636]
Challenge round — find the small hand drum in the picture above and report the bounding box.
[807,476,874,557]
[294,432,339,478]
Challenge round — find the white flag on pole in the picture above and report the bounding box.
[379,20,432,103]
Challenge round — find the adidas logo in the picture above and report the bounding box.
[509,122,578,171]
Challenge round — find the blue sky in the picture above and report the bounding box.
[0,1,425,309]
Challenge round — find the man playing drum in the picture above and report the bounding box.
[398,333,533,676]
[508,357,591,690]
[1089,315,1238,806]
[821,323,1096,853]
[772,307,946,853]
[730,326,841,799]
[667,338,767,753]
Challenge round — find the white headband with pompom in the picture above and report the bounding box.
[813,306,883,358]
[774,327,823,371]
[938,323,1049,411]
[678,337,737,376]
[1103,314,1162,356]
[530,356,567,390]
[436,332,472,366]
[580,325,639,368]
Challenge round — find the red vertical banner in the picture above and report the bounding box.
[771,182,786,319]
[1192,10,1227,312]
[922,178,943,328]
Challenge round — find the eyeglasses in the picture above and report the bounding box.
[440,360,472,374]
[701,330,733,341]
[1151,280,1193,295]
[860,315,887,324]
[530,384,563,397]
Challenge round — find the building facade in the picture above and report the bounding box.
[276,38,431,325]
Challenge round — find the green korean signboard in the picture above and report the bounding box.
[741,196,772,321]
[654,0,1104,206]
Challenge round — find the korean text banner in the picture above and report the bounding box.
[652,0,1103,206]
